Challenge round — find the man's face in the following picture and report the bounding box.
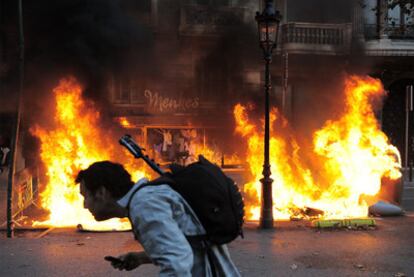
[80,181,116,221]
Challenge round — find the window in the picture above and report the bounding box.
[110,76,145,104]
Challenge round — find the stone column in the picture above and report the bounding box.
[400,4,406,35]
[352,0,364,40]
[377,0,388,38]
[151,0,158,28]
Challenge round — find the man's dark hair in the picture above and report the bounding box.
[75,161,134,199]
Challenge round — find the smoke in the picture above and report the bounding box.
[2,0,389,165]
[22,0,152,103]
[2,0,153,167]
[5,0,154,124]
[192,19,363,157]
[189,1,378,157]
[193,19,261,155]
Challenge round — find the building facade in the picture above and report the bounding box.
[107,0,414,207]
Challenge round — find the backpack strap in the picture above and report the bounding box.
[126,177,175,239]
[186,235,217,277]
[126,184,149,239]
[126,176,175,210]
[126,184,147,211]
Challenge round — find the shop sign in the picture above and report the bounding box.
[144,89,199,113]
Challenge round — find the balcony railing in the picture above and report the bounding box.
[179,5,248,36]
[364,24,414,40]
[281,22,352,55]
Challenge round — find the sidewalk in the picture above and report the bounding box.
[1,215,413,277]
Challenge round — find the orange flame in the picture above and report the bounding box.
[31,77,146,230]
[117,117,133,128]
[235,75,401,220]
[197,144,242,166]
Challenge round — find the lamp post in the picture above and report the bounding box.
[255,0,281,229]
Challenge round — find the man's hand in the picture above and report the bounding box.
[105,251,152,271]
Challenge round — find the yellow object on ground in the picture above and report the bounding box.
[311,218,376,228]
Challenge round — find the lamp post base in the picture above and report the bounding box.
[259,217,274,229]
[259,175,274,229]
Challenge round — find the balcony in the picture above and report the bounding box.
[281,22,352,55]
[179,5,248,36]
[364,24,414,40]
[363,24,414,56]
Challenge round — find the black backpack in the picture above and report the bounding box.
[133,155,245,245]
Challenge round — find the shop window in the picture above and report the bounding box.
[147,128,204,166]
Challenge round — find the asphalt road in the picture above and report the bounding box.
[1,215,413,277]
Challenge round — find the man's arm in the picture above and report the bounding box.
[130,191,194,277]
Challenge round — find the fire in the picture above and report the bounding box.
[235,75,401,220]
[31,77,146,230]
[117,117,133,128]
[198,144,241,166]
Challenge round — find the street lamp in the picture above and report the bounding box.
[255,0,281,229]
